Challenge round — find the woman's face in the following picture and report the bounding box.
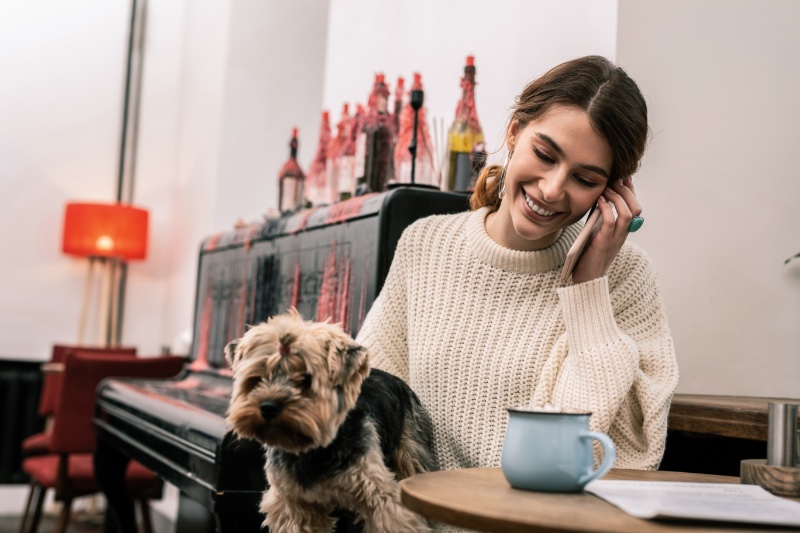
[494,105,613,251]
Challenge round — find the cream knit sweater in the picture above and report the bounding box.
[356,207,679,474]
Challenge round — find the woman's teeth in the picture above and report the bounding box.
[523,191,557,217]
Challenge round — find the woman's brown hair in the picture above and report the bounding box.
[470,56,648,211]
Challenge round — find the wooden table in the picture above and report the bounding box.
[400,467,797,533]
[669,394,800,441]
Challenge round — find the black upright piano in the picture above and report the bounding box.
[93,187,469,532]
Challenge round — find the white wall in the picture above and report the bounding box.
[322,0,618,166]
[617,0,800,396]
[0,0,329,360]
[0,1,130,358]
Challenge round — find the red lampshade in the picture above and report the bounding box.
[62,202,149,260]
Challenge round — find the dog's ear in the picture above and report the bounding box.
[329,340,370,409]
[224,338,241,369]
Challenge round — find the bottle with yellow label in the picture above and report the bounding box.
[446,55,484,192]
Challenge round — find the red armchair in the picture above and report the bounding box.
[18,351,185,533]
[21,345,137,457]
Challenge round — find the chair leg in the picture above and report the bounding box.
[137,500,153,533]
[18,482,45,533]
[17,481,34,533]
[54,498,73,533]
[19,481,38,533]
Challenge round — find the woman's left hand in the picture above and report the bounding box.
[571,176,642,285]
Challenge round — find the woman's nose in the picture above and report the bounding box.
[538,170,568,203]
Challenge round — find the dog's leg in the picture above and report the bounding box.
[392,414,437,480]
[262,487,337,533]
[344,449,430,533]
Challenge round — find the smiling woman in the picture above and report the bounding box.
[355,55,679,531]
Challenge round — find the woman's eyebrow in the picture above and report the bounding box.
[535,132,610,179]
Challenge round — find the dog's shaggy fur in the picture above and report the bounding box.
[225,310,436,533]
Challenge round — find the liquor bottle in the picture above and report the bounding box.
[278,128,305,213]
[353,102,367,196]
[306,110,331,206]
[446,55,484,192]
[393,73,435,186]
[336,103,358,202]
[357,73,395,194]
[393,76,405,135]
[325,103,350,205]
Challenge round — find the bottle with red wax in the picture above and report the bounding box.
[278,128,305,213]
[356,73,395,194]
[306,110,331,206]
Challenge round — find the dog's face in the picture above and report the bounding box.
[225,309,369,453]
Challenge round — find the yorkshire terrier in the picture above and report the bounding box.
[225,309,436,533]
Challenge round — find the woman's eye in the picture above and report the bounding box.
[533,147,555,164]
[574,175,600,188]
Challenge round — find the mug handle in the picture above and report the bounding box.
[577,431,616,486]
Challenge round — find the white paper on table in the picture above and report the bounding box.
[585,480,800,527]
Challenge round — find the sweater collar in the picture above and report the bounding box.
[465,207,582,273]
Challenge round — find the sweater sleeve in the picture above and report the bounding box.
[354,229,412,384]
[531,245,679,470]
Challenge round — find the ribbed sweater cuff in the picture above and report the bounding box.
[557,277,623,353]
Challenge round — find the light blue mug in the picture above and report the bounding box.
[501,407,616,492]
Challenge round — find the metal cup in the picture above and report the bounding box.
[767,402,799,467]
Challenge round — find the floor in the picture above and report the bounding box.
[0,512,103,532]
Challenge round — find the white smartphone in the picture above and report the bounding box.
[560,205,602,283]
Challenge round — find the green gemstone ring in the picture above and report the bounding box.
[627,216,644,233]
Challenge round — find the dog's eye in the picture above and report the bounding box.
[300,373,313,389]
[245,376,263,390]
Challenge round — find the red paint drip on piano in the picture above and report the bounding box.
[291,263,301,310]
[315,242,351,330]
[324,193,375,225]
[339,257,351,332]
[238,225,257,335]
[316,241,338,322]
[290,208,316,236]
[190,284,214,371]
[203,233,223,251]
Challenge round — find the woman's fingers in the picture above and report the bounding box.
[596,195,617,235]
[610,179,642,217]
[603,188,633,237]
[622,175,637,196]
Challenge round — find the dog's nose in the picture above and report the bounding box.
[259,400,283,421]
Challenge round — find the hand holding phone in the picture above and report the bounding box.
[560,205,602,284]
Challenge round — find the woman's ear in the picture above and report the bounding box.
[506,119,520,152]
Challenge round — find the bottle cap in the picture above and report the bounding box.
[292,127,298,138]
[342,103,349,114]
[397,76,405,88]
[322,110,329,122]
[466,55,475,67]
[376,73,385,83]
[413,72,422,89]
